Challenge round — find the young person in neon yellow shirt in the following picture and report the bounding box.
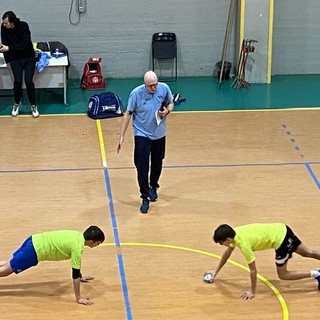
[0,225,105,305]
[206,223,320,300]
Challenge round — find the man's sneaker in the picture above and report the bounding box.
[315,274,320,290]
[31,105,39,118]
[140,199,150,214]
[149,188,158,202]
[11,103,20,117]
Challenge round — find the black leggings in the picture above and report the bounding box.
[134,136,166,199]
[10,56,36,105]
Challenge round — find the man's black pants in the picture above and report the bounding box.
[134,136,166,199]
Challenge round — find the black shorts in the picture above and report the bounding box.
[275,225,301,266]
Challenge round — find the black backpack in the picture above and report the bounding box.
[87,92,123,119]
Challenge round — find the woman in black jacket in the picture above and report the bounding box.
[0,11,39,117]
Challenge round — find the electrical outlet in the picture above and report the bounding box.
[76,0,86,14]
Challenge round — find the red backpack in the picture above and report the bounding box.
[80,57,105,90]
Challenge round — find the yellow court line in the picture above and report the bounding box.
[239,0,245,52]
[1,107,318,119]
[172,107,320,113]
[267,0,275,83]
[95,119,107,168]
[101,242,289,320]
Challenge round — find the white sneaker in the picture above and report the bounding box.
[11,103,20,117]
[31,105,39,118]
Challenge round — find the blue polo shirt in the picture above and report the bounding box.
[127,82,173,140]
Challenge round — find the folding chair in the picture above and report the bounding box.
[152,32,177,81]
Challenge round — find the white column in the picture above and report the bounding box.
[242,0,273,83]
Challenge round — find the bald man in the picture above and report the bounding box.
[118,71,174,214]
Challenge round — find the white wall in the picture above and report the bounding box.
[273,0,320,75]
[1,0,319,79]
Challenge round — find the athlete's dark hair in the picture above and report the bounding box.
[2,11,19,24]
[83,226,105,242]
[213,224,236,243]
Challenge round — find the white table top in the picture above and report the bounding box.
[0,53,6,67]
[0,51,68,68]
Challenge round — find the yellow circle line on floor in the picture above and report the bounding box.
[102,242,288,320]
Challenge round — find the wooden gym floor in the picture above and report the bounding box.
[1,109,320,319]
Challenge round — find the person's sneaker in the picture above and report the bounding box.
[315,274,320,290]
[11,103,20,117]
[149,188,158,202]
[31,105,39,118]
[140,199,150,214]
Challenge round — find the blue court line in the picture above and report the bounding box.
[103,168,132,320]
[305,163,320,190]
[106,161,320,170]
[95,120,132,320]
[1,161,320,172]
[281,123,304,159]
[1,161,320,192]
[0,167,101,174]
[280,123,320,188]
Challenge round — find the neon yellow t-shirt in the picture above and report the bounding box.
[32,230,84,269]
[232,223,287,264]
